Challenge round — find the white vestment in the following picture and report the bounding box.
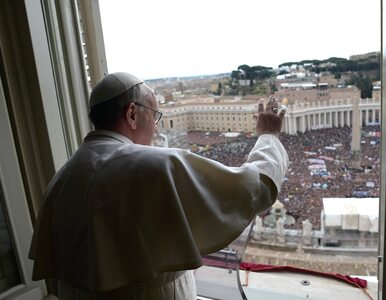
[29,130,288,299]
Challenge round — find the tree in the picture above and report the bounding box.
[253,84,267,96]
[269,81,278,93]
[357,76,373,98]
[176,82,185,94]
[348,74,373,98]
[214,83,222,96]
[237,64,251,79]
[278,70,289,75]
[231,70,241,80]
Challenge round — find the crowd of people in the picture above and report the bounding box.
[181,125,381,230]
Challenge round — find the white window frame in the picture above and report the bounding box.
[0,0,105,298]
[0,75,46,300]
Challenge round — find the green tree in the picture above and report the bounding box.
[253,84,267,96]
[269,81,278,93]
[231,70,241,80]
[348,74,373,98]
[237,64,251,78]
[214,83,222,96]
[278,70,289,75]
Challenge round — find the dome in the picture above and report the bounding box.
[272,200,284,210]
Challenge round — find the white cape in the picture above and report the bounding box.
[29,131,288,292]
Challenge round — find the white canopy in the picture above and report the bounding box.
[323,198,378,232]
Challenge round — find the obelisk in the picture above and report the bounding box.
[351,98,362,169]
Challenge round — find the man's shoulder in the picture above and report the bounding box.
[118,144,188,165]
[67,142,194,175]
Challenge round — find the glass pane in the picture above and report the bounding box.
[99,0,380,298]
[0,184,22,292]
[241,123,379,299]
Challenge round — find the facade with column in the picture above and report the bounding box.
[283,98,381,134]
[159,99,259,133]
[159,98,381,135]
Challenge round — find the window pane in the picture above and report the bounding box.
[99,0,380,298]
[0,184,22,292]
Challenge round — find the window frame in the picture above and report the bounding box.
[378,1,386,298]
[0,72,46,300]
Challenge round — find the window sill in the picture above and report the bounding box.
[196,266,377,300]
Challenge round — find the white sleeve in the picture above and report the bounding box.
[245,134,289,192]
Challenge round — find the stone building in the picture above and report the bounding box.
[159,96,380,135]
[274,85,360,105]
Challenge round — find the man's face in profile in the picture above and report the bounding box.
[134,94,159,145]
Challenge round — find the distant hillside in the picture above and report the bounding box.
[349,52,380,61]
[146,72,231,82]
[278,52,380,78]
[227,52,380,98]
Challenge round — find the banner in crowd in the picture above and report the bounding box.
[304,151,317,156]
[308,158,325,165]
[318,155,334,161]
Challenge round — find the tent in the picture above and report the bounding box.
[323,198,378,232]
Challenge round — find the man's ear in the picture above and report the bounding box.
[125,103,137,130]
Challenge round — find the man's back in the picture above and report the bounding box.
[30,130,286,294]
[29,73,288,299]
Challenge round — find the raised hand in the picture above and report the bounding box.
[254,97,287,137]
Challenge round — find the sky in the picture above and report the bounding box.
[99,0,380,80]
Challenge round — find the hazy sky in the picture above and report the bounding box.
[99,0,380,80]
